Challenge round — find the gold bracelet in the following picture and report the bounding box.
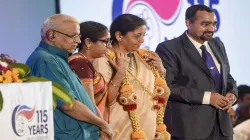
[110,80,120,87]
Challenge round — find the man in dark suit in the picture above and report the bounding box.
[156,5,237,140]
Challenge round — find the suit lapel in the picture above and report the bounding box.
[208,40,224,68]
[181,33,214,80]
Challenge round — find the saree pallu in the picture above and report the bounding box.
[93,53,158,140]
[69,54,109,122]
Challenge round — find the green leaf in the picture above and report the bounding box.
[21,76,49,82]
[10,63,30,77]
[52,82,73,107]
[53,96,57,110]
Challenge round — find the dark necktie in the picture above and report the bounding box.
[200,45,222,93]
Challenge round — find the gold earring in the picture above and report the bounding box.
[86,46,90,50]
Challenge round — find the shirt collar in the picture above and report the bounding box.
[186,31,208,49]
[39,41,68,61]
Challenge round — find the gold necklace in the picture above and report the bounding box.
[78,52,86,58]
[127,67,155,97]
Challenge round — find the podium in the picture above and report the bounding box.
[0,82,54,140]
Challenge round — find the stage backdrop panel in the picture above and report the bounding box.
[60,0,250,85]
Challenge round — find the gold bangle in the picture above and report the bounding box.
[110,80,120,87]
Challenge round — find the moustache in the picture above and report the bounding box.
[203,31,214,35]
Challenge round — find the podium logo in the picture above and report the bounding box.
[112,0,182,50]
[12,105,35,136]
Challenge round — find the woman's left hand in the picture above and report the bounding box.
[146,52,166,76]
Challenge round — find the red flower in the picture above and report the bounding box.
[124,104,137,111]
[158,97,166,104]
[154,105,160,110]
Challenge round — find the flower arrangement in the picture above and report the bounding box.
[0,54,17,64]
[0,54,22,83]
[0,54,73,112]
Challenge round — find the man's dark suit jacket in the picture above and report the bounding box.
[156,32,238,139]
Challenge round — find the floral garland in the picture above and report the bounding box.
[106,49,171,140]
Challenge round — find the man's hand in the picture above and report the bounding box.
[223,93,236,112]
[210,92,230,109]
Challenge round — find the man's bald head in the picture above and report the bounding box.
[41,14,78,40]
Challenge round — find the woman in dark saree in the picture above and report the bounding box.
[68,21,112,139]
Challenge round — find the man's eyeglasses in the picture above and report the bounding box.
[95,39,112,47]
[53,30,81,43]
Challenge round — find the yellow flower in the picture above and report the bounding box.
[0,75,3,82]
[120,84,134,93]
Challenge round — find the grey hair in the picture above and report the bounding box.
[41,14,78,40]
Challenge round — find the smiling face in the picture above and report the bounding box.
[186,10,217,44]
[119,25,146,52]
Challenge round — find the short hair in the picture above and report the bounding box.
[110,14,146,44]
[41,14,78,40]
[77,21,108,51]
[237,85,250,100]
[185,4,213,22]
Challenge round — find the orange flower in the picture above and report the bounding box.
[156,124,167,132]
[13,75,22,83]
[3,73,13,82]
[0,75,3,82]
[3,78,12,83]
[155,78,166,86]
[0,66,22,83]
[138,48,147,56]
[131,131,145,139]
[12,68,19,75]
[12,70,19,80]
[120,84,134,93]
[4,70,12,76]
